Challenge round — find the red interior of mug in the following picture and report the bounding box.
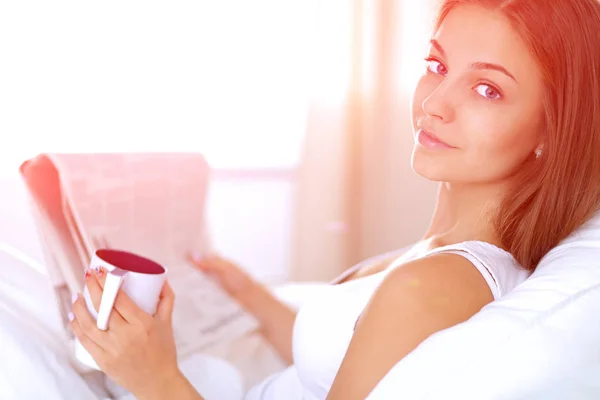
[95,249,165,274]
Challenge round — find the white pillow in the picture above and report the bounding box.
[0,249,102,400]
[0,246,65,353]
[105,353,245,400]
[0,174,47,271]
[0,308,102,400]
[366,211,600,399]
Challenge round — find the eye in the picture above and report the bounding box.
[475,83,502,100]
[424,57,447,76]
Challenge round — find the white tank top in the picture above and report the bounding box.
[244,240,531,400]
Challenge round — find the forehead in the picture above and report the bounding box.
[433,5,541,83]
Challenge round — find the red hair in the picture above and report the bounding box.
[433,0,600,270]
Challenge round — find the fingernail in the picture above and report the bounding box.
[84,268,92,280]
[192,251,203,262]
[95,266,105,277]
[68,312,75,321]
[72,292,78,304]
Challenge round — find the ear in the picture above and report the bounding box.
[536,143,545,152]
[534,143,544,159]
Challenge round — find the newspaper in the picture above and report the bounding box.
[19,153,259,363]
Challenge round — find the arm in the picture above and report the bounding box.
[235,280,297,364]
[190,254,297,364]
[326,253,494,400]
[137,371,204,400]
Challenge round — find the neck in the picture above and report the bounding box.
[422,181,507,246]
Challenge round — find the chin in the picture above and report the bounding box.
[411,146,452,182]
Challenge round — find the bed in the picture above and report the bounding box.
[3,172,600,399]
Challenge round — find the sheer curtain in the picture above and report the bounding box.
[291,0,439,281]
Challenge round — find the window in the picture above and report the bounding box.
[0,0,331,172]
[0,1,354,283]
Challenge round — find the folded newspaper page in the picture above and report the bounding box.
[19,153,259,362]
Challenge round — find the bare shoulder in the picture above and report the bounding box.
[326,253,495,399]
[379,252,494,308]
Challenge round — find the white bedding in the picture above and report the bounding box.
[104,354,245,400]
[0,247,102,400]
[0,245,67,358]
[0,306,100,400]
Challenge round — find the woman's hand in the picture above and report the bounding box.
[188,252,254,299]
[188,251,297,365]
[69,267,187,400]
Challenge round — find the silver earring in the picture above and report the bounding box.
[535,148,543,159]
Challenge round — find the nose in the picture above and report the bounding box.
[421,79,455,123]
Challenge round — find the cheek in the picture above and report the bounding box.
[466,122,534,176]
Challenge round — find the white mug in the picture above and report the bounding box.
[74,249,168,371]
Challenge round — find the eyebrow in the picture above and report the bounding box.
[430,39,518,83]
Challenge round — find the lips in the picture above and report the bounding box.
[417,129,456,149]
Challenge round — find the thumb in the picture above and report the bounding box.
[188,251,214,271]
[156,281,175,322]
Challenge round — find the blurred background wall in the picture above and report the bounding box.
[0,0,440,284]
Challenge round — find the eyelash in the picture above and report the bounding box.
[423,57,504,101]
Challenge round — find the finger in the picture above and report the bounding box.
[113,287,153,328]
[187,250,204,263]
[86,267,128,331]
[69,315,107,366]
[71,293,112,350]
[94,266,108,289]
[187,251,217,270]
[187,252,207,271]
[156,281,175,322]
[85,268,103,313]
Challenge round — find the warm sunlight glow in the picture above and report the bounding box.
[360,1,377,96]
[307,0,353,106]
[0,0,353,175]
[398,0,438,93]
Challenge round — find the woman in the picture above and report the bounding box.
[70,0,600,399]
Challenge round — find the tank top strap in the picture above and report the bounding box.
[419,241,530,300]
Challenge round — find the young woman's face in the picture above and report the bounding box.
[411,5,545,184]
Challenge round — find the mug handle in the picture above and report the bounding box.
[96,268,129,331]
